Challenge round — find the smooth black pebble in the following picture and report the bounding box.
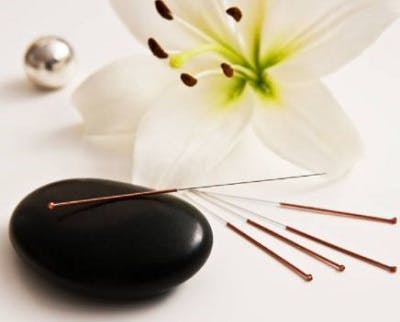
[9,178,213,299]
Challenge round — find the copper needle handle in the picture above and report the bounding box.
[185,193,313,282]
[227,223,313,282]
[247,219,345,272]
[286,226,397,273]
[280,203,397,225]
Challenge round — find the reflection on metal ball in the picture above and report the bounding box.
[24,36,76,90]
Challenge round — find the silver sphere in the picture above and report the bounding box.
[24,36,76,89]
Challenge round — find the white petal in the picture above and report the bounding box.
[224,0,268,59]
[132,75,254,187]
[262,0,399,81]
[110,0,237,51]
[252,80,363,175]
[72,55,176,135]
[110,0,198,50]
[168,0,239,46]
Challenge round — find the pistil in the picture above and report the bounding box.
[169,44,221,68]
[169,43,246,69]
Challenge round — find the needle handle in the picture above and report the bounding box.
[48,188,178,209]
[226,223,313,282]
[247,220,345,272]
[280,203,397,225]
[286,226,397,273]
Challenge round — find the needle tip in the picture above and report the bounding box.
[390,217,397,225]
[48,202,55,210]
[338,265,346,272]
[389,266,397,273]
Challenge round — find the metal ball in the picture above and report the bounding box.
[24,36,76,90]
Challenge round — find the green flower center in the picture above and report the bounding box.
[150,1,289,102]
[169,41,281,100]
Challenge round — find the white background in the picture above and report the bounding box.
[1,1,400,321]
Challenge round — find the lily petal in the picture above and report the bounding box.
[167,0,239,46]
[110,0,237,51]
[262,0,399,81]
[110,0,200,50]
[224,0,267,60]
[73,55,176,135]
[132,75,254,187]
[252,80,362,175]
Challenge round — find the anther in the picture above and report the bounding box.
[148,38,169,59]
[226,7,242,22]
[221,63,235,78]
[180,73,198,87]
[155,0,173,20]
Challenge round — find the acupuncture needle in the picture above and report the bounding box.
[194,190,397,273]
[203,191,397,225]
[192,190,345,272]
[184,192,313,282]
[47,173,325,209]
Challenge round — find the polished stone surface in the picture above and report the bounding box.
[9,179,213,299]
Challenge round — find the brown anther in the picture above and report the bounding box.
[226,7,242,22]
[180,73,198,87]
[148,38,169,59]
[221,63,235,78]
[155,0,173,20]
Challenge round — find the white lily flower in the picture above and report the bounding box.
[73,0,399,187]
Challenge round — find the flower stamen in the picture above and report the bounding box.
[180,73,198,87]
[154,0,217,45]
[155,0,173,20]
[221,63,234,78]
[152,0,249,66]
[226,7,243,22]
[180,66,242,88]
[148,38,169,59]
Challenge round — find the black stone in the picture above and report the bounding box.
[9,178,213,299]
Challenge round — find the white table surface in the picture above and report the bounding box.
[1,1,399,321]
